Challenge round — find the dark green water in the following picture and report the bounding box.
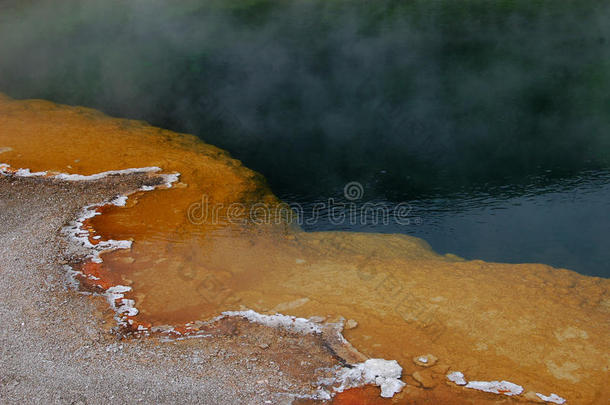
[1,0,609,276]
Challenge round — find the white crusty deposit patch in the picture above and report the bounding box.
[1,163,181,192]
[221,310,323,335]
[536,392,566,404]
[63,201,133,265]
[54,166,162,181]
[465,380,523,396]
[14,168,49,177]
[106,285,138,317]
[447,371,566,403]
[447,371,467,386]
[1,163,162,179]
[109,195,128,207]
[330,359,406,398]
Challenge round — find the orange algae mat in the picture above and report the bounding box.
[1,93,609,404]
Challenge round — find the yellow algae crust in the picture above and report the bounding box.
[1,93,609,404]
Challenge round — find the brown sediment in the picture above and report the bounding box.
[1,93,609,404]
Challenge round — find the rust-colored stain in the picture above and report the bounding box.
[333,386,393,405]
[1,93,608,404]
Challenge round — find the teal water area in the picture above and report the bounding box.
[1,0,608,276]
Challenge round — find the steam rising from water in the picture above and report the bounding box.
[1,0,609,195]
[1,0,609,275]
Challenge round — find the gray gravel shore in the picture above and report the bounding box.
[0,173,340,405]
